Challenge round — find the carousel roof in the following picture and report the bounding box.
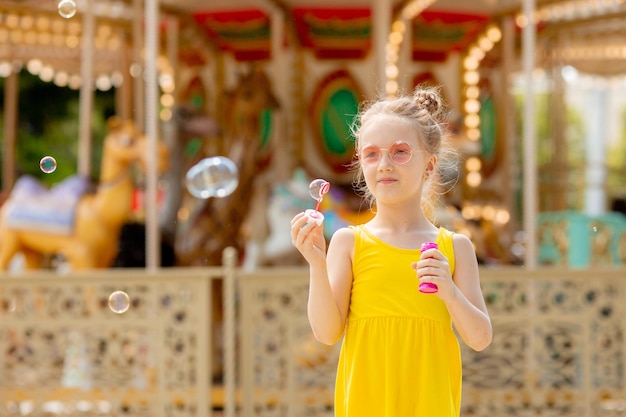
[1,0,626,84]
[170,0,626,74]
[164,0,516,64]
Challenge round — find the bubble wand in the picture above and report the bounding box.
[305,178,330,226]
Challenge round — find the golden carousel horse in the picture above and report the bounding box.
[0,117,169,271]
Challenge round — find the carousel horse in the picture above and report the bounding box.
[160,105,220,245]
[176,68,281,266]
[108,107,220,267]
[241,169,376,269]
[242,169,311,269]
[163,73,281,383]
[0,117,169,271]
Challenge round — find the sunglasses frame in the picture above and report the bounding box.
[358,141,417,165]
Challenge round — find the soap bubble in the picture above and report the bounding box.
[40,156,57,173]
[57,0,77,18]
[108,291,130,314]
[186,156,239,199]
[309,179,330,201]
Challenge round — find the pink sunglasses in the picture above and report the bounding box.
[359,141,417,165]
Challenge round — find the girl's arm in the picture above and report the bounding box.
[291,214,354,345]
[415,232,492,351]
[307,227,354,345]
[445,233,492,351]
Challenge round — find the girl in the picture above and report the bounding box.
[291,87,492,416]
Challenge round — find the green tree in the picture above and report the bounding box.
[513,89,586,212]
[0,71,114,187]
[605,106,626,199]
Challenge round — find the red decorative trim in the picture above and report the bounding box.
[412,10,490,62]
[292,8,372,60]
[193,9,271,61]
[186,7,496,63]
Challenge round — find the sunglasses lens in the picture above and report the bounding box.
[389,142,412,164]
[361,146,381,163]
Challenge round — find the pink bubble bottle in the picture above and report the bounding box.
[418,242,439,294]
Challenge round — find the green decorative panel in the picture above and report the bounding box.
[311,70,362,174]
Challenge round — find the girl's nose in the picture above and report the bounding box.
[377,153,394,170]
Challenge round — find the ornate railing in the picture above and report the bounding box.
[0,268,218,417]
[1,264,625,416]
[238,267,626,417]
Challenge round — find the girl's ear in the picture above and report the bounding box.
[423,156,437,180]
[427,155,437,174]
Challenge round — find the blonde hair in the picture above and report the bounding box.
[350,86,459,221]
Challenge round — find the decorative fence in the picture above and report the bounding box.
[238,267,626,417]
[1,262,626,416]
[0,268,218,417]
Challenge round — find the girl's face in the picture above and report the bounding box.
[358,114,435,205]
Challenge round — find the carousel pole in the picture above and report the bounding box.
[116,28,132,120]
[133,0,145,132]
[159,15,179,239]
[521,1,539,396]
[501,16,519,251]
[2,69,18,193]
[144,0,160,272]
[397,13,412,94]
[522,0,538,269]
[268,6,290,179]
[584,82,608,215]
[373,0,392,94]
[78,0,95,177]
[549,40,568,212]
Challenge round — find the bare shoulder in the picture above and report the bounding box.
[451,232,479,265]
[452,232,474,251]
[328,226,355,250]
[331,226,355,239]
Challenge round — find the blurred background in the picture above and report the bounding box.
[0,0,626,415]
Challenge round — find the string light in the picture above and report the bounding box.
[460,24,502,144]
[385,0,437,98]
[516,0,625,27]
[0,3,174,116]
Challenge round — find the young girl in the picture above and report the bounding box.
[290,86,492,416]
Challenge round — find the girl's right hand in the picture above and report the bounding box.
[290,211,327,265]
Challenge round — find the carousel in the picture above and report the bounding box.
[1,0,625,271]
[1,1,626,416]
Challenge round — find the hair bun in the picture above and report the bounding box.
[414,89,441,117]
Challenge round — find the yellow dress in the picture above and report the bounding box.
[335,226,461,417]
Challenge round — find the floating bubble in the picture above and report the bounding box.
[186,156,239,199]
[57,0,77,18]
[40,156,57,173]
[108,291,130,314]
[308,179,330,201]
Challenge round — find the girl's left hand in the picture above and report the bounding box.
[411,247,455,300]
